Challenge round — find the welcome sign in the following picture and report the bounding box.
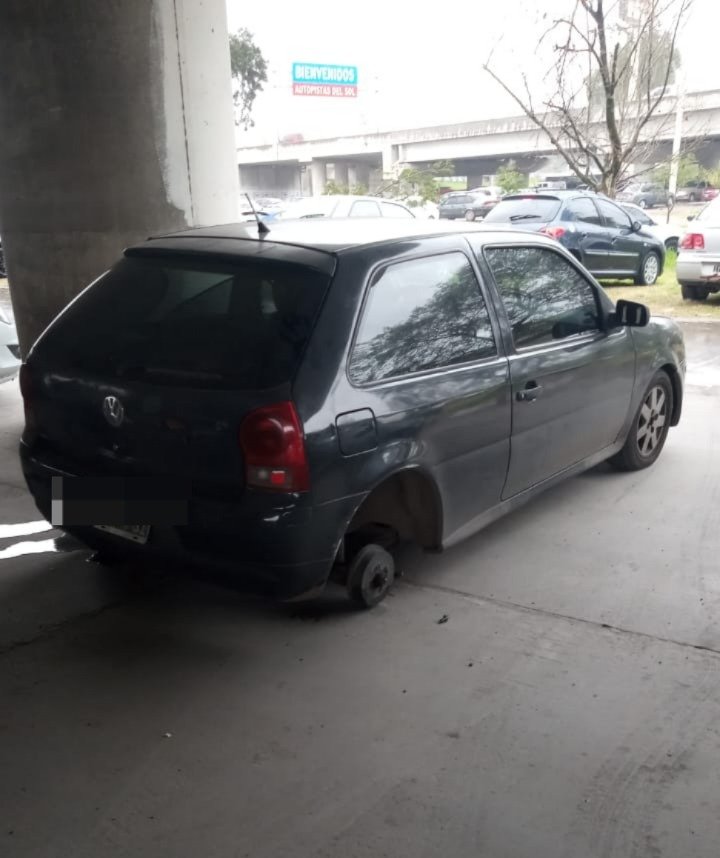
[292,63,358,98]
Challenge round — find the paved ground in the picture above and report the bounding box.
[1,322,720,857]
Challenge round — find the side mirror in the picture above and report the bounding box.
[631,220,642,232]
[611,299,650,328]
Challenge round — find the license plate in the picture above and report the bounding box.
[94,524,151,544]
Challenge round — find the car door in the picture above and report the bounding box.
[342,247,512,544]
[558,196,611,273]
[479,243,636,498]
[596,198,641,276]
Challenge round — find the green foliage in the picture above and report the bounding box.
[324,180,348,195]
[384,160,456,203]
[229,28,268,130]
[350,183,368,195]
[653,154,701,188]
[496,161,526,194]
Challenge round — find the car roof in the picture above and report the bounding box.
[502,189,599,200]
[127,219,560,264]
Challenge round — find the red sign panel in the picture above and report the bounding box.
[292,83,358,98]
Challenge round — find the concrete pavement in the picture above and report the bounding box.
[1,322,720,857]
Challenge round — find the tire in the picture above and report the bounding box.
[689,192,698,202]
[638,198,648,209]
[464,210,476,222]
[681,284,709,301]
[634,251,660,285]
[610,372,673,471]
[346,544,395,609]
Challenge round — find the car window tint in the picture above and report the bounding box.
[350,200,381,217]
[349,252,496,384]
[561,197,602,225]
[597,199,632,230]
[380,201,414,219]
[484,246,600,349]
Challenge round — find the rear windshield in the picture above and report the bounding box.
[482,197,562,223]
[37,256,331,389]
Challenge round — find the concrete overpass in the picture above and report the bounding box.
[237,89,720,197]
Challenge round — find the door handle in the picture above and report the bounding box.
[516,381,543,402]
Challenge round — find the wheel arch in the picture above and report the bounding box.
[344,467,444,551]
[659,363,683,426]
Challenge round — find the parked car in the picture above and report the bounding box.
[616,182,669,209]
[0,304,20,383]
[675,180,714,203]
[276,195,414,220]
[438,190,500,221]
[619,202,681,251]
[483,190,666,284]
[677,197,720,300]
[19,219,685,609]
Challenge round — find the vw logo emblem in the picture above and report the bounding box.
[102,395,125,427]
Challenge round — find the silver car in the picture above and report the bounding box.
[677,197,720,301]
[0,304,21,383]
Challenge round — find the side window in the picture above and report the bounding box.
[484,246,600,349]
[349,253,497,384]
[380,201,414,219]
[561,198,602,225]
[596,199,633,230]
[350,200,381,218]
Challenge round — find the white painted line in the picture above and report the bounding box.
[0,521,53,540]
[0,538,58,560]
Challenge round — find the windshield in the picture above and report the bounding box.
[483,197,562,223]
[36,256,331,389]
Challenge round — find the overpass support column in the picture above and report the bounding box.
[348,164,371,191]
[0,0,238,352]
[310,161,327,196]
[333,162,349,189]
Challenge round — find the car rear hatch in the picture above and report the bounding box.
[24,250,334,500]
[480,194,562,230]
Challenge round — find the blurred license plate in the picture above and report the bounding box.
[94,524,151,544]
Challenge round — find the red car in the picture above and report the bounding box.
[702,186,719,201]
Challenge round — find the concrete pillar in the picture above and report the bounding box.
[300,164,313,197]
[382,145,398,179]
[310,160,327,196]
[0,0,238,353]
[349,163,371,191]
[333,162,349,189]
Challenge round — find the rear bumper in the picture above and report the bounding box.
[677,254,720,288]
[20,442,361,600]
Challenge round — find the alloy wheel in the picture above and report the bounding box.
[643,254,659,284]
[637,385,668,456]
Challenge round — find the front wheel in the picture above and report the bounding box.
[638,198,648,209]
[635,251,660,285]
[464,209,476,222]
[610,372,673,471]
[681,284,709,301]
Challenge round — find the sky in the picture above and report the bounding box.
[226,0,719,145]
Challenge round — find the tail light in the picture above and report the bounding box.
[239,401,310,492]
[680,233,705,250]
[540,226,566,240]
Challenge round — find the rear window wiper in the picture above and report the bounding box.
[509,214,543,221]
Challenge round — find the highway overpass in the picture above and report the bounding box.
[237,89,720,197]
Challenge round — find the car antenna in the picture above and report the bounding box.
[244,193,270,238]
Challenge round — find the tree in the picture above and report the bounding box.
[496,160,526,194]
[378,160,455,203]
[652,152,700,188]
[483,0,693,196]
[229,29,268,130]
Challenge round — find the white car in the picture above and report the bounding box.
[276,195,415,220]
[620,203,680,251]
[0,304,20,383]
[676,197,720,301]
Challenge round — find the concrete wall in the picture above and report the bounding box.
[0,0,238,352]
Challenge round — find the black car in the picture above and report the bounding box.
[483,191,665,284]
[19,220,685,609]
[438,191,499,221]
